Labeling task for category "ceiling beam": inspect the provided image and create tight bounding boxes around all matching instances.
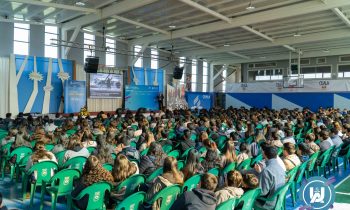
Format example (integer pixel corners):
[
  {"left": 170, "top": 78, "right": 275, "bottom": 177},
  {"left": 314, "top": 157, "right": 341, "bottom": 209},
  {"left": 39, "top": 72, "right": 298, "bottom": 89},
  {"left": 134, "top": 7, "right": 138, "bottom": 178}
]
[
  {"left": 178, "top": 0, "right": 231, "bottom": 23},
  {"left": 0, "top": 16, "right": 58, "bottom": 26},
  {"left": 12, "top": 3, "right": 26, "bottom": 14},
  {"left": 5, "top": 0, "right": 98, "bottom": 13},
  {"left": 213, "top": 47, "right": 350, "bottom": 64},
  {"left": 25, "top": 0, "right": 54, "bottom": 20},
  {"left": 181, "top": 29, "right": 350, "bottom": 56},
  {"left": 131, "top": 0, "right": 350, "bottom": 45},
  {"left": 62, "top": 0, "right": 159, "bottom": 31},
  {"left": 332, "top": 8, "right": 350, "bottom": 27}
]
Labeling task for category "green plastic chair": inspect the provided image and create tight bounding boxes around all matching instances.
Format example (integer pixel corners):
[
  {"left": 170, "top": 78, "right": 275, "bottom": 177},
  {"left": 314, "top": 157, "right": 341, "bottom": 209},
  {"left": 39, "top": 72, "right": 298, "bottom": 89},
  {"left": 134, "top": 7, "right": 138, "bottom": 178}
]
[
  {"left": 331, "top": 144, "right": 343, "bottom": 172},
  {"left": 277, "top": 147, "right": 283, "bottom": 156},
  {"left": 22, "top": 161, "right": 59, "bottom": 207},
  {"left": 55, "top": 150, "right": 67, "bottom": 167},
  {"left": 65, "top": 129, "right": 77, "bottom": 137},
  {"left": 115, "top": 191, "right": 146, "bottom": 210},
  {"left": 168, "top": 132, "right": 176, "bottom": 140},
  {"left": 86, "top": 146, "right": 96, "bottom": 154},
  {"left": 286, "top": 166, "right": 299, "bottom": 207},
  {"left": 5, "top": 146, "right": 32, "bottom": 181},
  {"left": 45, "top": 144, "right": 55, "bottom": 151},
  {"left": 217, "top": 135, "right": 227, "bottom": 151},
  {"left": 208, "top": 167, "right": 220, "bottom": 176},
  {"left": 216, "top": 198, "right": 236, "bottom": 210},
  {"left": 190, "top": 133, "right": 197, "bottom": 141},
  {"left": 306, "top": 151, "right": 320, "bottom": 178},
  {"left": 251, "top": 154, "right": 263, "bottom": 167},
  {"left": 177, "top": 160, "right": 185, "bottom": 170},
  {"left": 162, "top": 144, "right": 172, "bottom": 154},
  {"left": 236, "top": 158, "right": 252, "bottom": 170},
  {"left": 71, "top": 181, "right": 112, "bottom": 210},
  {"left": 103, "top": 163, "right": 113, "bottom": 171},
  {"left": 115, "top": 174, "right": 145, "bottom": 198},
  {"left": 223, "top": 162, "right": 236, "bottom": 174},
  {"left": 168, "top": 150, "right": 180, "bottom": 159},
  {"left": 30, "top": 140, "right": 37, "bottom": 148},
  {"left": 181, "top": 147, "right": 194, "bottom": 160},
  {"left": 0, "top": 142, "right": 14, "bottom": 179},
  {"left": 140, "top": 148, "right": 149, "bottom": 156},
  {"left": 147, "top": 167, "right": 163, "bottom": 183},
  {"left": 198, "top": 147, "right": 207, "bottom": 154},
  {"left": 182, "top": 174, "right": 201, "bottom": 193},
  {"left": 146, "top": 185, "right": 181, "bottom": 210},
  {"left": 293, "top": 160, "right": 310, "bottom": 205},
  {"left": 339, "top": 144, "right": 350, "bottom": 170},
  {"left": 40, "top": 169, "right": 80, "bottom": 210},
  {"left": 254, "top": 183, "right": 291, "bottom": 210},
  {"left": 317, "top": 146, "right": 335, "bottom": 177},
  {"left": 112, "top": 153, "right": 117, "bottom": 159},
  {"left": 236, "top": 188, "right": 261, "bottom": 210},
  {"left": 62, "top": 156, "right": 87, "bottom": 173}
]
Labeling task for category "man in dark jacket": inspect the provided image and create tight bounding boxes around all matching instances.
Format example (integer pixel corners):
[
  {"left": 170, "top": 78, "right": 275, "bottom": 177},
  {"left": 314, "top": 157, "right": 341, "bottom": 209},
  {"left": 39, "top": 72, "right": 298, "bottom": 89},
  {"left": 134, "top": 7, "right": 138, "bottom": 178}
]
[
  {"left": 170, "top": 173, "right": 217, "bottom": 210},
  {"left": 117, "top": 135, "right": 140, "bottom": 161},
  {"left": 178, "top": 129, "right": 195, "bottom": 153}
]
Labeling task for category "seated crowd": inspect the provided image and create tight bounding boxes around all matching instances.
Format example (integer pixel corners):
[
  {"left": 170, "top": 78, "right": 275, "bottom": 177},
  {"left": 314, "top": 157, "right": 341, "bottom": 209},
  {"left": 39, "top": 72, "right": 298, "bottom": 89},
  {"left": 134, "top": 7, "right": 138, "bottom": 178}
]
[{"left": 0, "top": 106, "right": 350, "bottom": 210}]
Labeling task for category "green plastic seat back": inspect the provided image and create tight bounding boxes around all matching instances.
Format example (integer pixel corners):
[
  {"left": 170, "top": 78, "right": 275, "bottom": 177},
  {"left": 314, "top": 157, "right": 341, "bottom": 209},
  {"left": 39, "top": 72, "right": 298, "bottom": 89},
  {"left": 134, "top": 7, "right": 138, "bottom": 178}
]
[
  {"left": 208, "top": 167, "right": 220, "bottom": 176},
  {"left": 63, "top": 156, "right": 87, "bottom": 173},
  {"left": 86, "top": 146, "right": 96, "bottom": 154},
  {"left": 216, "top": 198, "right": 236, "bottom": 210},
  {"left": 223, "top": 162, "right": 236, "bottom": 174},
  {"left": 251, "top": 154, "right": 263, "bottom": 167},
  {"left": 168, "top": 132, "right": 176, "bottom": 140},
  {"left": 245, "top": 136, "right": 254, "bottom": 144},
  {"left": 319, "top": 146, "right": 334, "bottom": 167},
  {"left": 190, "top": 133, "right": 197, "bottom": 141},
  {"left": 168, "top": 150, "right": 180, "bottom": 159},
  {"left": 147, "top": 167, "right": 163, "bottom": 182},
  {"left": 27, "top": 161, "right": 58, "bottom": 184},
  {"left": 307, "top": 151, "right": 320, "bottom": 172},
  {"left": 332, "top": 144, "right": 343, "bottom": 157},
  {"left": 10, "top": 146, "right": 32, "bottom": 163},
  {"left": 269, "top": 183, "right": 291, "bottom": 210},
  {"left": 45, "top": 144, "right": 55, "bottom": 151},
  {"left": 116, "top": 174, "right": 145, "bottom": 197},
  {"left": 1, "top": 142, "right": 13, "bottom": 156},
  {"left": 49, "top": 168, "right": 80, "bottom": 195},
  {"left": 177, "top": 160, "right": 185, "bottom": 170},
  {"left": 65, "top": 129, "right": 77, "bottom": 137},
  {"left": 140, "top": 148, "right": 149, "bottom": 156},
  {"left": 286, "top": 166, "right": 299, "bottom": 184},
  {"left": 217, "top": 135, "right": 227, "bottom": 151},
  {"left": 237, "top": 158, "right": 252, "bottom": 170},
  {"left": 296, "top": 160, "right": 309, "bottom": 184},
  {"left": 182, "top": 174, "right": 201, "bottom": 193},
  {"left": 115, "top": 191, "right": 146, "bottom": 210},
  {"left": 236, "top": 188, "right": 261, "bottom": 210},
  {"left": 181, "top": 147, "right": 194, "bottom": 160},
  {"left": 345, "top": 145, "right": 350, "bottom": 158},
  {"left": 55, "top": 150, "right": 67, "bottom": 167},
  {"left": 130, "top": 141, "right": 137, "bottom": 148},
  {"left": 277, "top": 147, "right": 283, "bottom": 156},
  {"left": 198, "top": 147, "right": 207, "bottom": 154},
  {"left": 147, "top": 185, "right": 181, "bottom": 210},
  {"left": 162, "top": 144, "right": 172, "bottom": 154},
  {"left": 102, "top": 163, "right": 113, "bottom": 171},
  {"left": 30, "top": 140, "right": 37, "bottom": 148},
  {"left": 111, "top": 153, "right": 117, "bottom": 159},
  {"left": 19, "top": 154, "right": 31, "bottom": 167},
  {"left": 73, "top": 182, "right": 111, "bottom": 210}
]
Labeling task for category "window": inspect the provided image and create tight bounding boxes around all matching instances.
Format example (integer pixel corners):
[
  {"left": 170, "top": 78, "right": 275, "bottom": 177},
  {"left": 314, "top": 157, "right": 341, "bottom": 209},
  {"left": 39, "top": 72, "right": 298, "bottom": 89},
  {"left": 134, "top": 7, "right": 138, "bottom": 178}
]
[
  {"left": 292, "top": 66, "right": 331, "bottom": 79},
  {"left": 222, "top": 68, "right": 227, "bottom": 92},
  {"left": 203, "top": 61, "right": 208, "bottom": 92},
  {"left": 84, "top": 33, "right": 95, "bottom": 62},
  {"left": 248, "top": 69, "right": 283, "bottom": 81},
  {"left": 45, "top": 26, "right": 58, "bottom": 58},
  {"left": 105, "top": 38, "right": 115, "bottom": 66},
  {"left": 179, "top": 57, "right": 186, "bottom": 84},
  {"left": 14, "top": 23, "right": 29, "bottom": 55},
  {"left": 151, "top": 48, "right": 158, "bottom": 69},
  {"left": 134, "top": 45, "right": 143, "bottom": 68},
  {"left": 191, "top": 59, "right": 197, "bottom": 91},
  {"left": 338, "top": 65, "right": 350, "bottom": 78}
]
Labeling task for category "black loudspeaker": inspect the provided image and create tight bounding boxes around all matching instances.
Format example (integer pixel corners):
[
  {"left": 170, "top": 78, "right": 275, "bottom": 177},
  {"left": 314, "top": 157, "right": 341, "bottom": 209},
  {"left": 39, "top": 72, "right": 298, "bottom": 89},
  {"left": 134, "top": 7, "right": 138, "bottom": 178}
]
[
  {"left": 84, "top": 57, "right": 99, "bottom": 73},
  {"left": 173, "top": 66, "right": 184, "bottom": 80}
]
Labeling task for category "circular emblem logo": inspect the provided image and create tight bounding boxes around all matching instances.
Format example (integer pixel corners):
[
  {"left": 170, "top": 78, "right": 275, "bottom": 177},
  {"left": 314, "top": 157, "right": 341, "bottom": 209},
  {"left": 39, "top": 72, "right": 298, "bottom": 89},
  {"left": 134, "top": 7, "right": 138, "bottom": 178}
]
[{"left": 300, "top": 176, "right": 335, "bottom": 210}]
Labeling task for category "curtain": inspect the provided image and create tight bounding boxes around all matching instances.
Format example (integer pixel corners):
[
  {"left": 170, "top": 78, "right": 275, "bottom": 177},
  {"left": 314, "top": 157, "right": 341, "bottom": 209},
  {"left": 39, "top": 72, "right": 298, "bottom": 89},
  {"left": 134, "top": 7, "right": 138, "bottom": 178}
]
[{"left": 0, "top": 57, "right": 10, "bottom": 117}]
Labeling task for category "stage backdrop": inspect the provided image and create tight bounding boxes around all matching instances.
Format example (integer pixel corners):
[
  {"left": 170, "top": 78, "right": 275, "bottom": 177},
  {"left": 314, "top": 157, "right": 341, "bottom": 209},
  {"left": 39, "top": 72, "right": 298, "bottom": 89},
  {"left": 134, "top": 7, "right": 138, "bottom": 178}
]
[
  {"left": 64, "top": 80, "right": 86, "bottom": 114},
  {"left": 9, "top": 55, "right": 73, "bottom": 114},
  {"left": 225, "top": 80, "right": 350, "bottom": 111},
  {"left": 125, "top": 85, "right": 159, "bottom": 111},
  {"left": 130, "top": 67, "right": 164, "bottom": 93},
  {"left": 185, "top": 92, "right": 214, "bottom": 110}
]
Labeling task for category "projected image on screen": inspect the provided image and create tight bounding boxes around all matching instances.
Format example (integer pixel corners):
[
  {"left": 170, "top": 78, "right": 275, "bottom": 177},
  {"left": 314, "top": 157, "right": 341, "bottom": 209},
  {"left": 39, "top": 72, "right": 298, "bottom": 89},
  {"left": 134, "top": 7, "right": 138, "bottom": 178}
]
[{"left": 89, "top": 73, "right": 123, "bottom": 98}]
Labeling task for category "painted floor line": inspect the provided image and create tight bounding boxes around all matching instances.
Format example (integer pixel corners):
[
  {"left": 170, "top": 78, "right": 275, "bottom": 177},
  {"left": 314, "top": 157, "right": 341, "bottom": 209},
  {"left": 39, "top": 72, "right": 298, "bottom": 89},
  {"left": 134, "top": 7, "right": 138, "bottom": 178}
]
[
  {"left": 336, "top": 192, "right": 350, "bottom": 195},
  {"left": 335, "top": 173, "right": 350, "bottom": 188}
]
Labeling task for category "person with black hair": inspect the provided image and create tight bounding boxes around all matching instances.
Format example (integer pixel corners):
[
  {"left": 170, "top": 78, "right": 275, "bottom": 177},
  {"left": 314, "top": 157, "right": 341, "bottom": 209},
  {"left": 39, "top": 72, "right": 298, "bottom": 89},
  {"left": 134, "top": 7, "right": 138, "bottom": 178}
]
[
  {"left": 116, "top": 134, "right": 140, "bottom": 161},
  {"left": 139, "top": 142, "right": 167, "bottom": 177},
  {"left": 254, "top": 145, "right": 285, "bottom": 209},
  {"left": 0, "top": 193, "right": 8, "bottom": 210},
  {"left": 178, "top": 129, "right": 195, "bottom": 154}
]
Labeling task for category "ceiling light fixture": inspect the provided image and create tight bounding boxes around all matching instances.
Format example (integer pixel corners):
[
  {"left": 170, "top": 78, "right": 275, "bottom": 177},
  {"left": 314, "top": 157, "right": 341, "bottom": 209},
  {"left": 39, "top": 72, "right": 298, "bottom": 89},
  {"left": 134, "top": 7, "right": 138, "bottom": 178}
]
[
  {"left": 293, "top": 32, "right": 301, "bottom": 37},
  {"left": 246, "top": 1, "right": 255, "bottom": 10},
  {"left": 75, "top": 1, "right": 86, "bottom": 6},
  {"left": 169, "top": 25, "right": 176, "bottom": 29},
  {"left": 323, "top": 49, "right": 330, "bottom": 53},
  {"left": 223, "top": 44, "right": 230, "bottom": 47}
]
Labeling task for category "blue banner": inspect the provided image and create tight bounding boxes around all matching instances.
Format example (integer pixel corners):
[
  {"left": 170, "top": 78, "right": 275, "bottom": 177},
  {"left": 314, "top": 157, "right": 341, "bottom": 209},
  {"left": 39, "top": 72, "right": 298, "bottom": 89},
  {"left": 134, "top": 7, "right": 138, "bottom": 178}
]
[
  {"left": 130, "top": 68, "right": 164, "bottom": 93},
  {"left": 64, "top": 80, "right": 86, "bottom": 113},
  {"left": 125, "top": 85, "right": 159, "bottom": 111},
  {"left": 185, "top": 92, "right": 214, "bottom": 110}
]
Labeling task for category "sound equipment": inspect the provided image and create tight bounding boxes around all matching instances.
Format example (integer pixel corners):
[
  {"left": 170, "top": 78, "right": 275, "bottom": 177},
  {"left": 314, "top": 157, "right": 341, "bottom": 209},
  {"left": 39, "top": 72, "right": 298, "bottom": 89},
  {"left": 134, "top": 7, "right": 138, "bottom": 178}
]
[
  {"left": 173, "top": 66, "right": 184, "bottom": 80},
  {"left": 84, "top": 57, "right": 99, "bottom": 73}
]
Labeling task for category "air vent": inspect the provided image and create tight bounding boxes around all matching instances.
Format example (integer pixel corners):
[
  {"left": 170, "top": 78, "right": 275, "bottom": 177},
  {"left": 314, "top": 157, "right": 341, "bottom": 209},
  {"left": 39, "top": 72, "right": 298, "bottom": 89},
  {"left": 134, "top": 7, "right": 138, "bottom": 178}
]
[
  {"left": 254, "top": 62, "right": 277, "bottom": 68},
  {"left": 316, "top": 57, "right": 326, "bottom": 64},
  {"left": 339, "top": 55, "right": 350, "bottom": 62},
  {"left": 248, "top": 63, "right": 254, "bottom": 68}
]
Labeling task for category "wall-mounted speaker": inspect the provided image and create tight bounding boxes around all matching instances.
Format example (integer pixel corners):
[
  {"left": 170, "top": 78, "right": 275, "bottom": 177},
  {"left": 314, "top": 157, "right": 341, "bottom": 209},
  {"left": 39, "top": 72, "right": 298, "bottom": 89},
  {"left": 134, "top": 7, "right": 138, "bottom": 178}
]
[
  {"left": 84, "top": 57, "right": 99, "bottom": 73},
  {"left": 173, "top": 66, "right": 184, "bottom": 80}
]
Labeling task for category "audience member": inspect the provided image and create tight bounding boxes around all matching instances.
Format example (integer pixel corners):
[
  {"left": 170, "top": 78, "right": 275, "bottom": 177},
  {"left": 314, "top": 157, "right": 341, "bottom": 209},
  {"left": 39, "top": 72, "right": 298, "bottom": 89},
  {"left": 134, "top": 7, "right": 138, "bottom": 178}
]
[
  {"left": 215, "top": 170, "right": 244, "bottom": 205},
  {"left": 182, "top": 149, "right": 204, "bottom": 181},
  {"left": 139, "top": 142, "right": 167, "bottom": 177},
  {"left": 282, "top": 142, "right": 301, "bottom": 171}
]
